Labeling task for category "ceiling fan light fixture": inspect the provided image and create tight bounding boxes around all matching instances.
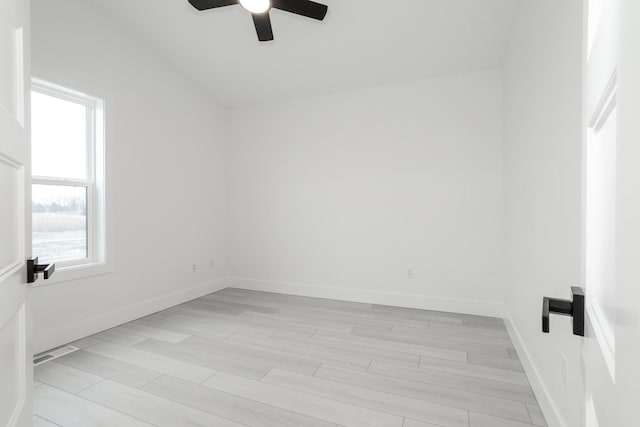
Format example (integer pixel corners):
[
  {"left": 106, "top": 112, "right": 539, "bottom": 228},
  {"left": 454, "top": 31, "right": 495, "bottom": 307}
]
[
  {"left": 188, "top": 0, "right": 328, "bottom": 42},
  {"left": 239, "top": 0, "right": 271, "bottom": 14}
]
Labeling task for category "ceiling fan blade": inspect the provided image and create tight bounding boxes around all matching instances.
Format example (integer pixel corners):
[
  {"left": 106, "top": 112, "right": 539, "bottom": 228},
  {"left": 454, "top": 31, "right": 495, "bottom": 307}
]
[
  {"left": 252, "top": 13, "right": 274, "bottom": 41},
  {"left": 188, "top": 0, "right": 238, "bottom": 11},
  {"left": 271, "top": 0, "right": 328, "bottom": 20}
]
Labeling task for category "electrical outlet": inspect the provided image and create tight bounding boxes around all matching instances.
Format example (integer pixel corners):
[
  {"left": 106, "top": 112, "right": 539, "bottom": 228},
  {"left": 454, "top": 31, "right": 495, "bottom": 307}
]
[
  {"left": 210, "top": 259, "right": 215, "bottom": 268},
  {"left": 408, "top": 268, "right": 415, "bottom": 279},
  {"left": 561, "top": 355, "right": 569, "bottom": 388},
  {"left": 192, "top": 264, "right": 197, "bottom": 272}
]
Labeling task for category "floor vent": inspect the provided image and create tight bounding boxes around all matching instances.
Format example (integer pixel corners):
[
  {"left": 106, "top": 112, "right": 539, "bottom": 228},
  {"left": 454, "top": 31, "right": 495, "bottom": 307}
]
[{"left": 33, "top": 345, "right": 79, "bottom": 366}]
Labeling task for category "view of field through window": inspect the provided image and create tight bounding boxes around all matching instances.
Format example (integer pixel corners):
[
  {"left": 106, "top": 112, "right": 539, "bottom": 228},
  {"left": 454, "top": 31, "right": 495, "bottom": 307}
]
[{"left": 32, "top": 184, "right": 87, "bottom": 263}]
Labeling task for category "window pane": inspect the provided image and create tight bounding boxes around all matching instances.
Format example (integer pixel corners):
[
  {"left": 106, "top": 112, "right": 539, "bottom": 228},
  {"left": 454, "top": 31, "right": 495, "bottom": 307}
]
[
  {"left": 32, "top": 185, "right": 87, "bottom": 263},
  {"left": 32, "top": 91, "right": 88, "bottom": 180}
]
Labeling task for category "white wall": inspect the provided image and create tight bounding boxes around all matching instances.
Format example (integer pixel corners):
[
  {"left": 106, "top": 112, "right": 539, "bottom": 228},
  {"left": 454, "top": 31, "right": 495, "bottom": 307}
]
[
  {"left": 30, "top": 0, "right": 229, "bottom": 353},
  {"left": 502, "top": 1, "right": 584, "bottom": 426},
  {"left": 228, "top": 70, "right": 506, "bottom": 316}
]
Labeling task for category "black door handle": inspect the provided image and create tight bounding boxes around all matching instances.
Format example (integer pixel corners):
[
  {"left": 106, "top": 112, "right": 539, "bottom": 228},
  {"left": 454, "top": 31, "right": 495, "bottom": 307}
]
[
  {"left": 27, "top": 257, "right": 56, "bottom": 283},
  {"left": 542, "top": 287, "right": 585, "bottom": 336}
]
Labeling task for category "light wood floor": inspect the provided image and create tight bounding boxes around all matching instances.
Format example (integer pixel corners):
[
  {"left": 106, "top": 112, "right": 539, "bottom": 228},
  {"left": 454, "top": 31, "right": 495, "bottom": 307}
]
[{"left": 33, "top": 288, "right": 547, "bottom": 427}]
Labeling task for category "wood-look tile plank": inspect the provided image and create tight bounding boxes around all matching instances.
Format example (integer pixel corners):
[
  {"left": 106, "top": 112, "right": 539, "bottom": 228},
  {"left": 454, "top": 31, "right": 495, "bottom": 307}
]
[
  {"left": 469, "top": 412, "right": 536, "bottom": 427},
  {"left": 464, "top": 316, "right": 506, "bottom": 328},
  {"left": 427, "top": 323, "right": 511, "bottom": 339},
  {"left": 316, "top": 365, "right": 531, "bottom": 423},
  {"left": 419, "top": 356, "right": 529, "bottom": 386},
  {"left": 34, "top": 361, "right": 103, "bottom": 394},
  {"left": 167, "top": 313, "right": 277, "bottom": 338},
  {"left": 303, "top": 306, "right": 442, "bottom": 332},
  {"left": 34, "top": 384, "right": 153, "bottom": 427},
  {"left": 173, "top": 300, "right": 245, "bottom": 316},
  {"left": 314, "top": 329, "right": 468, "bottom": 362},
  {"left": 392, "top": 325, "right": 514, "bottom": 348},
  {"left": 198, "top": 295, "right": 280, "bottom": 314},
  {"left": 371, "top": 304, "right": 469, "bottom": 318},
  {"left": 403, "top": 419, "right": 442, "bottom": 427},
  {"left": 132, "top": 316, "right": 232, "bottom": 341},
  {"left": 263, "top": 368, "right": 470, "bottom": 427},
  {"left": 164, "top": 304, "right": 242, "bottom": 320},
  {"left": 337, "top": 306, "right": 462, "bottom": 326},
  {"left": 225, "top": 334, "right": 371, "bottom": 371},
  {"left": 92, "top": 329, "right": 148, "bottom": 346},
  {"left": 84, "top": 341, "right": 216, "bottom": 383},
  {"left": 133, "top": 338, "right": 272, "bottom": 380},
  {"left": 464, "top": 319, "right": 507, "bottom": 330},
  {"left": 80, "top": 379, "right": 243, "bottom": 427},
  {"left": 239, "top": 311, "right": 358, "bottom": 333},
  {"left": 368, "top": 361, "right": 537, "bottom": 404},
  {"left": 467, "top": 353, "right": 524, "bottom": 372},
  {"left": 244, "top": 306, "right": 396, "bottom": 332},
  {"left": 115, "top": 323, "right": 190, "bottom": 343},
  {"left": 271, "top": 330, "right": 420, "bottom": 366},
  {"left": 226, "top": 311, "right": 321, "bottom": 336},
  {"left": 204, "top": 372, "right": 404, "bottom": 427},
  {"left": 353, "top": 327, "right": 511, "bottom": 358},
  {"left": 54, "top": 349, "right": 163, "bottom": 388},
  {"left": 305, "top": 307, "right": 396, "bottom": 330},
  {"left": 144, "top": 375, "right": 337, "bottom": 427},
  {"left": 180, "top": 335, "right": 321, "bottom": 375},
  {"left": 348, "top": 305, "right": 465, "bottom": 326},
  {"left": 34, "top": 415, "right": 60, "bottom": 427}
]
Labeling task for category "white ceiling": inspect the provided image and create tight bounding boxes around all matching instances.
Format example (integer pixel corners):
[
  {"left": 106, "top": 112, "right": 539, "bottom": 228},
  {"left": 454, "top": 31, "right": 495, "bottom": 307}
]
[{"left": 89, "top": 0, "right": 518, "bottom": 108}]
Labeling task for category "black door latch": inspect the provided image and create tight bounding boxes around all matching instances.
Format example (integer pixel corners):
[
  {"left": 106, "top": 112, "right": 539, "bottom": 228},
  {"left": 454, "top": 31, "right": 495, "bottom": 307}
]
[
  {"left": 27, "top": 257, "right": 55, "bottom": 283},
  {"left": 542, "top": 286, "right": 585, "bottom": 336}
]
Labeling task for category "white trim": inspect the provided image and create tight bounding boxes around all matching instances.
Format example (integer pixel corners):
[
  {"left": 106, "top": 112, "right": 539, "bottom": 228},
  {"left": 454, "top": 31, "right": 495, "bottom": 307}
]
[
  {"left": 0, "top": 153, "right": 23, "bottom": 279},
  {"left": 586, "top": 303, "right": 615, "bottom": 380},
  {"left": 30, "top": 79, "right": 111, "bottom": 279},
  {"left": 229, "top": 278, "right": 506, "bottom": 318},
  {"left": 587, "top": 71, "right": 617, "bottom": 130},
  {"left": 13, "top": 27, "right": 24, "bottom": 128},
  {"left": 31, "top": 178, "right": 91, "bottom": 186},
  {"left": 29, "top": 69, "right": 118, "bottom": 284},
  {"left": 7, "top": 304, "right": 27, "bottom": 427},
  {"left": 34, "top": 277, "right": 232, "bottom": 354},
  {"left": 29, "top": 261, "right": 114, "bottom": 288},
  {"left": 504, "top": 312, "right": 566, "bottom": 427}
]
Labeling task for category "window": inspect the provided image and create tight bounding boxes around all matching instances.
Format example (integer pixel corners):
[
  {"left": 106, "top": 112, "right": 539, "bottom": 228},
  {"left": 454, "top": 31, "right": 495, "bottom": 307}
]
[{"left": 31, "top": 80, "right": 106, "bottom": 272}]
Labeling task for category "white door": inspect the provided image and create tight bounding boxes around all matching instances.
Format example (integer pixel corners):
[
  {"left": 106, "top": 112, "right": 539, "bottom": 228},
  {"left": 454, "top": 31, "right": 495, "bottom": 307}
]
[
  {"left": 0, "top": 0, "right": 32, "bottom": 426},
  {"left": 582, "top": 0, "right": 640, "bottom": 426}
]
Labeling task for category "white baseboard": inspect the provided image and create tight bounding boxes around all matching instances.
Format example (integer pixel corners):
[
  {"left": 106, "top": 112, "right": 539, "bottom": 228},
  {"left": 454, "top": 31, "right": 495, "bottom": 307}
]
[
  {"left": 34, "top": 277, "right": 232, "bottom": 354},
  {"left": 229, "top": 278, "right": 506, "bottom": 318},
  {"left": 504, "top": 313, "right": 566, "bottom": 427}
]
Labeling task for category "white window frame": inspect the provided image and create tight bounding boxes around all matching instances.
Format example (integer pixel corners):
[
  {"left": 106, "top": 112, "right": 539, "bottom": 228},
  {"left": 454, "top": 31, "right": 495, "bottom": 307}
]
[{"left": 31, "top": 79, "right": 111, "bottom": 284}]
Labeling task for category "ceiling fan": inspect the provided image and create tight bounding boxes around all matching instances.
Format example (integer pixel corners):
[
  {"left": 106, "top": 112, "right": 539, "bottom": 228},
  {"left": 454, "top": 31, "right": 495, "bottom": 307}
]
[{"left": 188, "top": 0, "right": 328, "bottom": 42}]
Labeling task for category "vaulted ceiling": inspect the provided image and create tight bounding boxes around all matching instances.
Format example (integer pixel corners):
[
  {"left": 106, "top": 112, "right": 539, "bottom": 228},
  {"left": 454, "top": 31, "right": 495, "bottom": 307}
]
[{"left": 89, "top": 0, "right": 518, "bottom": 107}]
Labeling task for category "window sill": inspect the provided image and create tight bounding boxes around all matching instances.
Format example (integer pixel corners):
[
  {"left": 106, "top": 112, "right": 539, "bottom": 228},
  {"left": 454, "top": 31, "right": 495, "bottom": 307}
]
[{"left": 29, "top": 261, "right": 114, "bottom": 287}]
